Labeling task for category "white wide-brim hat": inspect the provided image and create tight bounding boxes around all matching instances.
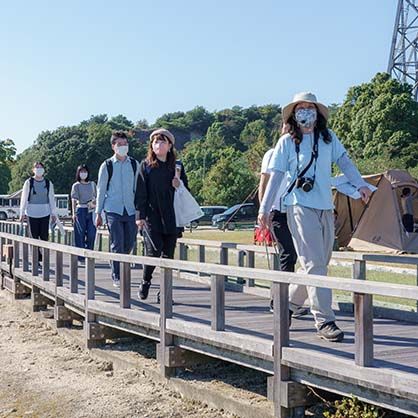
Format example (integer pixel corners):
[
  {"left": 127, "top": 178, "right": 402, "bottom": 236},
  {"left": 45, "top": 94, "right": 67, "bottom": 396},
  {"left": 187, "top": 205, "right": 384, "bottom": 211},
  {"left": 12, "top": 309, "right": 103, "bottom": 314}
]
[{"left": 282, "top": 92, "right": 329, "bottom": 123}]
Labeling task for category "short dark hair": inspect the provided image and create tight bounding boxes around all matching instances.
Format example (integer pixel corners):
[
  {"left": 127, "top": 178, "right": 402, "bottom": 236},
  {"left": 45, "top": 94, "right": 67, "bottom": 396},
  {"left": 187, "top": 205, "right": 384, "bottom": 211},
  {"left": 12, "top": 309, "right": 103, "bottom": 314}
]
[
  {"left": 110, "top": 130, "right": 128, "bottom": 145},
  {"left": 33, "top": 161, "right": 45, "bottom": 169},
  {"left": 75, "top": 164, "right": 90, "bottom": 182}
]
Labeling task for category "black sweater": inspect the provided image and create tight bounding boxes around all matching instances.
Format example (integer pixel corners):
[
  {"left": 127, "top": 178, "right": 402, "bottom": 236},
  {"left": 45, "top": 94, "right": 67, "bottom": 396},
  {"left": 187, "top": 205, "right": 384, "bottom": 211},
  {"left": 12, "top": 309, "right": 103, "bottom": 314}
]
[{"left": 135, "top": 159, "right": 189, "bottom": 235}]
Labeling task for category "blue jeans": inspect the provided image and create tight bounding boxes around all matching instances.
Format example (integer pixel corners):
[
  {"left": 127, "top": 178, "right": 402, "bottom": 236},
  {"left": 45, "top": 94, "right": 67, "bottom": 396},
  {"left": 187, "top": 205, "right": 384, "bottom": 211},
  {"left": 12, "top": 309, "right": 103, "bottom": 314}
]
[
  {"left": 74, "top": 208, "right": 96, "bottom": 253},
  {"left": 105, "top": 211, "right": 137, "bottom": 281}
]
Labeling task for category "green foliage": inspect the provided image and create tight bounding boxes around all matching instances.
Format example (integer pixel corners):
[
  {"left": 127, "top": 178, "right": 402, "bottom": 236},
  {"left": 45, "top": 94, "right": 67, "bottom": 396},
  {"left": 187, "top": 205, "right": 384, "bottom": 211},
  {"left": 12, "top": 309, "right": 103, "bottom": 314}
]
[
  {"left": 200, "top": 147, "right": 258, "bottom": 206},
  {"left": 330, "top": 73, "right": 418, "bottom": 172},
  {"left": 323, "top": 396, "right": 381, "bottom": 418}
]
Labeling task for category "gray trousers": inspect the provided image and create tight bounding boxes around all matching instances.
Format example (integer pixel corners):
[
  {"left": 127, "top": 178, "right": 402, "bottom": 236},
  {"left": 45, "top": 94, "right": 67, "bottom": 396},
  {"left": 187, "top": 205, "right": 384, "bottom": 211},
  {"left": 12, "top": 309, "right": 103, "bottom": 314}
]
[{"left": 286, "top": 205, "right": 335, "bottom": 328}]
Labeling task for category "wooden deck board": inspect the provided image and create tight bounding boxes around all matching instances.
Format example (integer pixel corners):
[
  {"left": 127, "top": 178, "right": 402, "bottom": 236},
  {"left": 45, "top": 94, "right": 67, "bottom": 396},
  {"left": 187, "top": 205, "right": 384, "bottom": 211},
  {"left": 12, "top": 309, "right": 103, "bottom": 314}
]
[{"left": 17, "top": 253, "right": 418, "bottom": 380}]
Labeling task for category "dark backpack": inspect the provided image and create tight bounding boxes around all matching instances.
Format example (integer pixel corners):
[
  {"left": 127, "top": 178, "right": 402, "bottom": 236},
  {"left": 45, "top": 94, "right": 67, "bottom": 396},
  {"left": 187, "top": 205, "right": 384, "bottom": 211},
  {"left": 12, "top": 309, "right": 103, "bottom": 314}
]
[
  {"left": 105, "top": 157, "right": 138, "bottom": 192},
  {"left": 28, "top": 177, "right": 50, "bottom": 202}
]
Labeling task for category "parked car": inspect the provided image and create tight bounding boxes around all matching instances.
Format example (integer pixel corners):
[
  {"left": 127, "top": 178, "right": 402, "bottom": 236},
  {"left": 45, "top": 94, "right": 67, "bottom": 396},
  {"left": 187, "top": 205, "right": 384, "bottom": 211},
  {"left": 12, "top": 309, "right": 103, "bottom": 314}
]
[
  {"left": 189, "top": 206, "right": 228, "bottom": 228},
  {"left": 212, "top": 203, "right": 257, "bottom": 230}
]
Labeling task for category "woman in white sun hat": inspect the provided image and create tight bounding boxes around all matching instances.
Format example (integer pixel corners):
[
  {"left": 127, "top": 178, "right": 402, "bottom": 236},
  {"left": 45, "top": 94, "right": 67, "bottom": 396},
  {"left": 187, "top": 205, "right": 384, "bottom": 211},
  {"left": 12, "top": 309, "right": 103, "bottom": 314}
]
[{"left": 258, "top": 92, "right": 372, "bottom": 342}]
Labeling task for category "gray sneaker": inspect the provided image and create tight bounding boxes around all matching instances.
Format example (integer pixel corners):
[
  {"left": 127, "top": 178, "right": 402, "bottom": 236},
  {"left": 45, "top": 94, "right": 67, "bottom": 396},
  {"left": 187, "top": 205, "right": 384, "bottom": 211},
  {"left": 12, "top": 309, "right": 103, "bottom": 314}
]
[{"left": 317, "top": 321, "right": 344, "bottom": 342}]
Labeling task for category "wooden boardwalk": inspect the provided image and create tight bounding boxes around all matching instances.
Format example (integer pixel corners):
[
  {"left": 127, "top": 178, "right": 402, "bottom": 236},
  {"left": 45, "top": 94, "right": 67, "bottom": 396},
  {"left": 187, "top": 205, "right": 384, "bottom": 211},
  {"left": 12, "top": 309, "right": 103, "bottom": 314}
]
[{"left": 1, "top": 225, "right": 418, "bottom": 417}]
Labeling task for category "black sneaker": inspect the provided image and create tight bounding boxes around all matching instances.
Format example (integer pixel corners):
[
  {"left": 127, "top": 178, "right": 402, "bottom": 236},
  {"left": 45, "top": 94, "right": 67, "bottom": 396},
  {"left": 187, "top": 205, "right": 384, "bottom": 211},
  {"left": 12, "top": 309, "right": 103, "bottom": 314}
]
[
  {"left": 138, "top": 281, "right": 151, "bottom": 300},
  {"left": 317, "top": 321, "right": 344, "bottom": 342},
  {"left": 292, "top": 306, "right": 309, "bottom": 318}
]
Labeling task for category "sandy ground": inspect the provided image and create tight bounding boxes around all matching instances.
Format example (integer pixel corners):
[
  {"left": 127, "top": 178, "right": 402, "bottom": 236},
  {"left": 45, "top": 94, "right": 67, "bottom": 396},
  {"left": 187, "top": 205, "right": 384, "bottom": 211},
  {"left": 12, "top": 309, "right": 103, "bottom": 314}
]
[{"left": 0, "top": 294, "right": 234, "bottom": 418}]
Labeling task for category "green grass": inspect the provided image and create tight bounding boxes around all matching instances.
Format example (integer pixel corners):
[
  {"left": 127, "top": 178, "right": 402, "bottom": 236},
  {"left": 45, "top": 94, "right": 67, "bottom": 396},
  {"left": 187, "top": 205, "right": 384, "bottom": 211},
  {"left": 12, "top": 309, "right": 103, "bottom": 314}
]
[{"left": 183, "top": 228, "right": 254, "bottom": 244}]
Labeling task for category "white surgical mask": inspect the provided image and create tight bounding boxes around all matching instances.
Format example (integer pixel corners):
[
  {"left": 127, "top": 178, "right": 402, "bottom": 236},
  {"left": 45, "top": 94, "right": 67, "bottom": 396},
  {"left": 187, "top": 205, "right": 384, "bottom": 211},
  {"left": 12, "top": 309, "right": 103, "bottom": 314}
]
[
  {"left": 80, "top": 172, "right": 88, "bottom": 180},
  {"left": 115, "top": 145, "right": 129, "bottom": 157},
  {"left": 34, "top": 168, "right": 45, "bottom": 177}
]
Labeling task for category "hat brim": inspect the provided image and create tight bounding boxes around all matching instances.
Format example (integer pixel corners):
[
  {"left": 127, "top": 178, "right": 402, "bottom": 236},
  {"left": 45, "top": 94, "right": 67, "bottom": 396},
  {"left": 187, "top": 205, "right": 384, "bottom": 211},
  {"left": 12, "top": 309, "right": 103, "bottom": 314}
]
[{"left": 282, "top": 100, "right": 329, "bottom": 124}]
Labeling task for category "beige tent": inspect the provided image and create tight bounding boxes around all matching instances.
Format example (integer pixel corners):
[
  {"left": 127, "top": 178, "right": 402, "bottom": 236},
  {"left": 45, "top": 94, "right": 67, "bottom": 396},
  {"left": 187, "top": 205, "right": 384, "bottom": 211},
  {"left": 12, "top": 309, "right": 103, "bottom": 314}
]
[{"left": 334, "top": 170, "right": 418, "bottom": 253}]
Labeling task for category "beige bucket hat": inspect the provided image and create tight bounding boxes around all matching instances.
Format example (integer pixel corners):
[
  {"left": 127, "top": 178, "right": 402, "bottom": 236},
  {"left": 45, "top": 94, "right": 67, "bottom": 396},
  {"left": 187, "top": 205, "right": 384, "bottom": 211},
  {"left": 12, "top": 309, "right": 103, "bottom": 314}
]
[
  {"left": 150, "top": 128, "right": 175, "bottom": 145},
  {"left": 282, "top": 92, "right": 329, "bottom": 123}
]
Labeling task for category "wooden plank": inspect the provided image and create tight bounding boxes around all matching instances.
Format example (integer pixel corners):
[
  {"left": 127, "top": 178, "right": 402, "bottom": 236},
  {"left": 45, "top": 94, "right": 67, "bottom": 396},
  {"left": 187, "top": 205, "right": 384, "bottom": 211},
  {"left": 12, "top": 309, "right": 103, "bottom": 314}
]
[
  {"left": 353, "top": 259, "right": 366, "bottom": 280},
  {"left": 70, "top": 254, "right": 78, "bottom": 293},
  {"left": 13, "top": 240, "right": 20, "bottom": 269},
  {"left": 55, "top": 251, "right": 63, "bottom": 286},
  {"left": 354, "top": 292, "right": 374, "bottom": 366},
  {"left": 160, "top": 267, "right": 174, "bottom": 377},
  {"left": 31, "top": 245, "right": 39, "bottom": 276},
  {"left": 86, "top": 257, "right": 95, "bottom": 300},
  {"left": 211, "top": 274, "right": 225, "bottom": 331},
  {"left": 42, "top": 248, "right": 50, "bottom": 281},
  {"left": 246, "top": 250, "right": 255, "bottom": 287},
  {"left": 198, "top": 245, "right": 205, "bottom": 263},
  {"left": 272, "top": 282, "right": 290, "bottom": 418},
  {"left": 120, "top": 262, "right": 131, "bottom": 309}
]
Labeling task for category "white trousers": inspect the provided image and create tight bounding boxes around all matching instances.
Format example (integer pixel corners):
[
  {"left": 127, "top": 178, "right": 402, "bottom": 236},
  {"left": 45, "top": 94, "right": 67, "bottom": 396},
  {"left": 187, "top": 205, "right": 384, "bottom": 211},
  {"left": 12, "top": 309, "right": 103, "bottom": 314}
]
[{"left": 286, "top": 205, "right": 336, "bottom": 328}]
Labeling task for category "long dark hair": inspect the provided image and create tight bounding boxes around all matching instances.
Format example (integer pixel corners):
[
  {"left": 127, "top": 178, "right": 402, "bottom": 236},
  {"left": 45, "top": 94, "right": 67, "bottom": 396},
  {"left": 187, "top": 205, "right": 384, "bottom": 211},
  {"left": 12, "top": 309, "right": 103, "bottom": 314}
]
[
  {"left": 286, "top": 105, "right": 332, "bottom": 145},
  {"left": 75, "top": 164, "right": 90, "bottom": 182},
  {"left": 146, "top": 133, "right": 177, "bottom": 169}
]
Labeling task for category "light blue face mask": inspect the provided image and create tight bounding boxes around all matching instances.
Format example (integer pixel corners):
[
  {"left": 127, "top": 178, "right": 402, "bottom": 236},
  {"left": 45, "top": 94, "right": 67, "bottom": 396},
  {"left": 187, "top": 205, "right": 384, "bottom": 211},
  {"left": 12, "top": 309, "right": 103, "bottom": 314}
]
[{"left": 295, "top": 108, "right": 317, "bottom": 129}]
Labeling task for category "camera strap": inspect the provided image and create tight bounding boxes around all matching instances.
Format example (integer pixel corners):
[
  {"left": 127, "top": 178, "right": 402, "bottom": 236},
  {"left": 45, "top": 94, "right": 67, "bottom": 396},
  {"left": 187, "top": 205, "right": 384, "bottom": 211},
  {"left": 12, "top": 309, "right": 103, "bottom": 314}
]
[{"left": 286, "top": 133, "right": 319, "bottom": 194}]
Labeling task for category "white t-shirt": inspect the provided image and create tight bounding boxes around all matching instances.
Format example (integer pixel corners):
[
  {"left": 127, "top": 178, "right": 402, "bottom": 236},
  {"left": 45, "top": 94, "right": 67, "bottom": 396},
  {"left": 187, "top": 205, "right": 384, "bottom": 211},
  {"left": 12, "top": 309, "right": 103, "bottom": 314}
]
[
  {"left": 268, "top": 130, "right": 346, "bottom": 210},
  {"left": 261, "top": 148, "right": 287, "bottom": 213}
]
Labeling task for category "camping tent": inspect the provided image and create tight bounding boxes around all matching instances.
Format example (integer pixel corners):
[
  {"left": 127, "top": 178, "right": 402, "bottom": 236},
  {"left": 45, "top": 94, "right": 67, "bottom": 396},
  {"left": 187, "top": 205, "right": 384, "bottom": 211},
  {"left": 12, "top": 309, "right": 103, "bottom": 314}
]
[{"left": 334, "top": 169, "right": 418, "bottom": 253}]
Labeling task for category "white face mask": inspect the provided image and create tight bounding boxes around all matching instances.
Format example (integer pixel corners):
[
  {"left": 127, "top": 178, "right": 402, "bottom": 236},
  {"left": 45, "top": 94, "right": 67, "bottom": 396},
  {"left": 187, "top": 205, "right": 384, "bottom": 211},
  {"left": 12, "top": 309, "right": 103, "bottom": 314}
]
[
  {"left": 80, "top": 172, "right": 88, "bottom": 180},
  {"left": 115, "top": 145, "right": 129, "bottom": 157},
  {"left": 34, "top": 168, "right": 45, "bottom": 177}
]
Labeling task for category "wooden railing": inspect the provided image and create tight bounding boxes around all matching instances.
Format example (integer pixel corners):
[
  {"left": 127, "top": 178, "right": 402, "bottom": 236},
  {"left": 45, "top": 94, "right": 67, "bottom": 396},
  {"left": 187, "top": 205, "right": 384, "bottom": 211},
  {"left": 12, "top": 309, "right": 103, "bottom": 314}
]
[{"left": 1, "top": 226, "right": 418, "bottom": 417}]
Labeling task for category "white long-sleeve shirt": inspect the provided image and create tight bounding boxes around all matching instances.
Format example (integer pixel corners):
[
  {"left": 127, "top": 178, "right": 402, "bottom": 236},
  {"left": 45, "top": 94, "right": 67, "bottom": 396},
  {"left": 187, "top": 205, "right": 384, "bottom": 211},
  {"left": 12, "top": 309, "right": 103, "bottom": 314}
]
[{"left": 19, "top": 178, "right": 57, "bottom": 218}]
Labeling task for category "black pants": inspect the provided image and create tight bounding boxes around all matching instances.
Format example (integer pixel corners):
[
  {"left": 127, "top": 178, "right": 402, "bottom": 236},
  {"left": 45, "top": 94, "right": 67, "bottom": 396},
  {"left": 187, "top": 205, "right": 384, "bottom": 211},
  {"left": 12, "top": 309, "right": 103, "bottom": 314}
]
[
  {"left": 143, "top": 228, "right": 178, "bottom": 283},
  {"left": 28, "top": 216, "right": 50, "bottom": 261},
  {"left": 271, "top": 211, "right": 297, "bottom": 272},
  {"left": 402, "top": 214, "right": 414, "bottom": 233}
]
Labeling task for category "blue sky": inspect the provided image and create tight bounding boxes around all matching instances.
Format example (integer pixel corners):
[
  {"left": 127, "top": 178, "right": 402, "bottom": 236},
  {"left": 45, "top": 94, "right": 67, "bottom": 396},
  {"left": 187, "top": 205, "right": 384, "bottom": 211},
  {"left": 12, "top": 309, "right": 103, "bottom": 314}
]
[{"left": 1, "top": 1, "right": 396, "bottom": 153}]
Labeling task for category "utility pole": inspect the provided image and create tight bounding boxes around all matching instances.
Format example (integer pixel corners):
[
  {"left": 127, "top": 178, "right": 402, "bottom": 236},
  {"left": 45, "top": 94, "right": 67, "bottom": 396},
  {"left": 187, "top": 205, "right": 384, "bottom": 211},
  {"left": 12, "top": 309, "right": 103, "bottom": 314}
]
[{"left": 388, "top": 0, "right": 418, "bottom": 100}]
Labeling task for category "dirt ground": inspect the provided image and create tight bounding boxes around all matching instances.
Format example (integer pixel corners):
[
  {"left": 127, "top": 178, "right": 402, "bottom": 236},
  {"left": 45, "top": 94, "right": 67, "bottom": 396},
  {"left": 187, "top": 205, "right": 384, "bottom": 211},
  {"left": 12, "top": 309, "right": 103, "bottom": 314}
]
[{"left": 0, "top": 293, "right": 234, "bottom": 418}]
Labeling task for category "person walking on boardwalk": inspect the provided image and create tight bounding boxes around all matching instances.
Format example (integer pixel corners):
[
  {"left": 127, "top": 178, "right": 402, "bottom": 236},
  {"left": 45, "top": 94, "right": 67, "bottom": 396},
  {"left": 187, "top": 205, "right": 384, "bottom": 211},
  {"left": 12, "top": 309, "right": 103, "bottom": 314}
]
[
  {"left": 95, "top": 131, "right": 140, "bottom": 287},
  {"left": 71, "top": 165, "right": 97, "bottom": 257},
  {"left": 259, "top": 143, "right": 307, "bottom": 317},
  {"left": 19, "top": 162, "right": 57, "bottom": 261},
  {"left": 258, "top": 92, "right": 372, "bottom": 342},
  {"left": 135, "top": 128, "right": 188, "bottom": 301}
]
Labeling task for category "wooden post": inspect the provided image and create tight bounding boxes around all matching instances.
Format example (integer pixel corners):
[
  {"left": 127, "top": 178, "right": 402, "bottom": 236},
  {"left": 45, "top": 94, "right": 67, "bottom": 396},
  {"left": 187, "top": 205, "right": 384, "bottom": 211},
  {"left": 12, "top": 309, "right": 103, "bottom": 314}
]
[
  {"left": 13, "top": 240, "right": 20, "bottom": 269},
  {"left": 98, "top": 233, "right": 103, "bottom": 252},
  {"left": 85, "top": 257, "right": 95, "bottom": 300},
  {"left": 55, "top": 251, "right": 63, "bottom": 287},
  {"left": 220, "top": 246, "right": 229, "bottom": 282},
  {"left": 353, "top": 259, "right": 366, "bottom": 280},
  {"left": 179, "top": 243, "right": 188, "bottom": 261},
  {"left": 50, "top": 229, "right": 55, "bottom": 243},
  {"left": 107, "top": 233, "right": 111, "bottom": 252},
  {"left": 272, "top": 281, "right": 291, "bottom": 418},
  {"left": 120, "top": 262, "right": 131, "bottom": 309},
  {"left": 198, "top": 245, "right": 205, "bottom": 263},
  {"left": 416, "top": 266, "right": 418, "bottom": 312},
  {"left": 32, "top": 245, "right": 39, "bottom": 276},
  {"left": 273, "top": 253, "right": 280, "bottom": 271},
  {"left": 57, "top": 230, "right": 61, "bottom": 245},
  {"left": 42, "top": 248, "right": 50, "bottom": 281},
  {"left": 70, "top": 254, "right": 78, "bottom": 293},
  {"left": 32, "top": 285, "right": 49, "bottom": 312},
  {"left": 22, "top": 243, "right": 29, "bottom": 272},
  {"left": 354, "top": 292, "right": 374, "bottom": 367},
  {"left": 237, "top": 250, "right": 245, "bottom": 284},
  {"left": 159, "top": 267, "right": 175, "bottom": 378},
  {"left": 0, "top": 236, "right": 4, "bottom": 262},
  {"left": 246, "top": 250, "right": 255, "bottom": 287},
  {"left": 211, "top": 274, "right": 225, "bottom": 331}
]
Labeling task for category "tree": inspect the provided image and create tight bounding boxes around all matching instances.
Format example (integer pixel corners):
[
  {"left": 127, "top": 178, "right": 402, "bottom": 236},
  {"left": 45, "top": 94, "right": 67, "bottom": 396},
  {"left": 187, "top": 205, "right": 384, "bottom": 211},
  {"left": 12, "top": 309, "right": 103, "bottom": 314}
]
[
  {"left": 240, "top": 120, "right": 268, "bottom": 148},
  {"left": 245, "top": 129, "right": 270, "bottom": 173},
  {"left": 200, "top": 148, "right": 258, "bottom": 206},
  {"left": 330, "top": 73, "right": 418, "bottom": 172}
]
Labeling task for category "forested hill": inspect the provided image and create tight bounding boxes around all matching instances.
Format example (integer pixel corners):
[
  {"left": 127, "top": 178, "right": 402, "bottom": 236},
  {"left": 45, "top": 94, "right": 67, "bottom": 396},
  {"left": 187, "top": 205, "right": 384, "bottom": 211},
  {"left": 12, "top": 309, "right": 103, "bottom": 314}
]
[{"left": 1, "top": 72, "right": 418, "bottom": 206}]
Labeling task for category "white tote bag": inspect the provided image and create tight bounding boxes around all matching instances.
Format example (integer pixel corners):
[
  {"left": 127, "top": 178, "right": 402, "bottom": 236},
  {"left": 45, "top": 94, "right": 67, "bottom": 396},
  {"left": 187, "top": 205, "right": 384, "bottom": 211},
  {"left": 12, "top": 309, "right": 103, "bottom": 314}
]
[{"left": 173, "top": 181, "right": 204, "bottom": 227}]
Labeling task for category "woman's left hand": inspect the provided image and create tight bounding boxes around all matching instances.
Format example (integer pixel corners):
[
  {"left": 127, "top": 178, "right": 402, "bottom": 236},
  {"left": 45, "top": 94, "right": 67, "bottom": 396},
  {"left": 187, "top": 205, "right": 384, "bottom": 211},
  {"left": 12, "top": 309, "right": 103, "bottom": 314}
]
[
  {"left": 359, "top": 186, "right": 372, "bottom": 204},
  {"left": 172, "top": 178, "right": 180, "bottom": 189}
]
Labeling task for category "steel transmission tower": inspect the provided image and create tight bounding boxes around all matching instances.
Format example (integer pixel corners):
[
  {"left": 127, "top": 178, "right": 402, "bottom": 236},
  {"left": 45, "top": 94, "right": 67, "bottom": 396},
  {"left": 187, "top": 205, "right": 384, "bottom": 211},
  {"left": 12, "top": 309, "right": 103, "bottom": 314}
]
[{"left": 388, "top": 0, "right": 418, "bottom": 100}]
